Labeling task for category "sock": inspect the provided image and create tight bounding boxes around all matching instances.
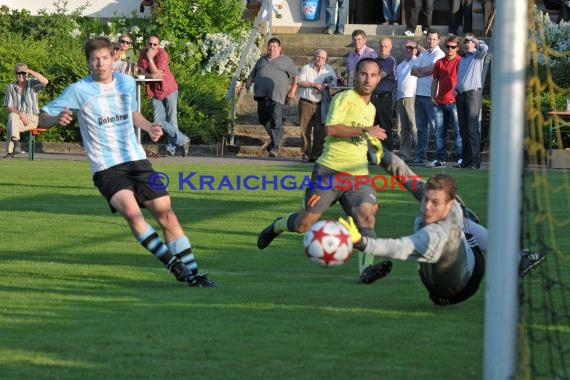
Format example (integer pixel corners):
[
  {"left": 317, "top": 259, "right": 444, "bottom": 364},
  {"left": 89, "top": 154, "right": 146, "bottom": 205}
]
[
  {"left": 358, "top": 227, "right": 377, "bottom": 274},
  {"left": 167, "top": 236, "right": 198, "bottom": 275},
  {"left": 136, "top": 225, "right": 175, "bottom": 267},
  {"left": 274, "top": 212, "right": 298, "bottom": 233}
]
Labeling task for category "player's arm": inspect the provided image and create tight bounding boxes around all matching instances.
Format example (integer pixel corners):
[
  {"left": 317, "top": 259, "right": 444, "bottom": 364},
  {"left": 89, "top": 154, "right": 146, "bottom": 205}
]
[
  {"left": 339, "top": 217, "right": 445, "bottom": 263},
  {"left": 132, "top": 111, "right": 163, "bottom": 142},
  {"left": 379, "top": 150, "right": 425, "bottom": 200},
  {"left": 326, "top": 124, "right": 387, "bottom": 140},
  {"left": 38, "top": 108, "right": 74, "bottom": 128}
]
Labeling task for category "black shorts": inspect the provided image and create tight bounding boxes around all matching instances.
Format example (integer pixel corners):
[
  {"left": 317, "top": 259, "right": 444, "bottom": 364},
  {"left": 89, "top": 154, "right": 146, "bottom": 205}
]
[
  {"left": 93, "top": 159, "right": 169, "bottom": 213},
  {"left": 429, "top": 244, "right": 486, "bottom": 306},
  {"left": 303, "top": 164, "right": 377, "bottom": 215}
]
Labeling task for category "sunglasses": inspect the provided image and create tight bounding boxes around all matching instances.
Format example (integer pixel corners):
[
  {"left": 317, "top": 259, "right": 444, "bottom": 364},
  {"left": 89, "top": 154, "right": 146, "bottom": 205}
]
[
  {"left": 16, "top": 72, "right": 27, "bottom": 76},
  {"left": 405, "top": 46, "right": 417, "bottom": 50},
  {"left": 114, "top": 47, "right": 121, "bottom": 51},
  {"left": 148, "top": 42, "right": 159, "bottom": 46},
  {"left": 446, "top": 45, "right": 458, "bottom": 49},
  {"left": 120, "top": 40, "right": 131, "bottom": 44}
]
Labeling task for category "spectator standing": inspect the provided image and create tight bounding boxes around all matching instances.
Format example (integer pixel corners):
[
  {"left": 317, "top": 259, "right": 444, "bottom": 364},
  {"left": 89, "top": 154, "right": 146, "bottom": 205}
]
[
  {"left": 39, "top": 37, "right": 215, "bottom": 287},
  {"left": 346, "top": 30, "right": 378, "bottom": 85},
  {"left": 428, "top": 36, "right": 462, "bottom": 168},
  {"left": 325, "top": 0, "right": 347, "bottom": 34},
  {"left": 297, "top": 49, "right": 336, "bottom": 162},
  {"left": 404, "top": 0, "right": 434, "bottom": 36},
  {"left": 371, "top": 37, "right": 397, "bottom": 151},
  {"left": 245, "top": 38, "right": 299, "bottom": 158},
  {"left": 409, "top": 31, "right": 444, "bottom": 166},
  {"left": 381, "top": 0, "right": 401, "bottom": 25},
  {"left": 395, "top": 40, "right": 419, "bottom": 162},
  {"left": 3, "top": 63, "right": 48, "bottom": 159},
  {"left": 454, "top": 33, "right": 488, "bottom": 170},
  {"left": 138, "top": 35, "right": 190, "bottom": 157},
  {"left": 449, "top": 0, "right": 473, "bottom": 35}
]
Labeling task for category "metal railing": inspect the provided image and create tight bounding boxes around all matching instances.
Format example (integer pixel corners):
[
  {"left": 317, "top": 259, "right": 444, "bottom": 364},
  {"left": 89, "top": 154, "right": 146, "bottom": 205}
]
[{"left": 224, "top": 0, "right": 273, "bottom": 147}]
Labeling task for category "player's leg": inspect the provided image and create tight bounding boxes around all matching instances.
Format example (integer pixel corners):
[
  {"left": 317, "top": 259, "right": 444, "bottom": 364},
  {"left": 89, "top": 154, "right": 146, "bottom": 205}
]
[
  {"left": 257, "top": 164, "right": 337, "bottom": 249},
  {"left": 341, "top": 183, "right": 392, "bottom": 279}
]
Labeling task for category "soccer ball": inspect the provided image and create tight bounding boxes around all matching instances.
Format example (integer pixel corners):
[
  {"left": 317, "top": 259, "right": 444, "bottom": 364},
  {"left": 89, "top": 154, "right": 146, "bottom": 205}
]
[{"left": 303, "top": 220, "right": 353, "bottom": 267}]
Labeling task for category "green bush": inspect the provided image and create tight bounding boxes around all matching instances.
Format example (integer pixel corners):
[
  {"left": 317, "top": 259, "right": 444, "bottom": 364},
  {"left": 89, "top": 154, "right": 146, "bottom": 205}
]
[{"left": 0, "top": 1, "right": 253, "bottom": 145}]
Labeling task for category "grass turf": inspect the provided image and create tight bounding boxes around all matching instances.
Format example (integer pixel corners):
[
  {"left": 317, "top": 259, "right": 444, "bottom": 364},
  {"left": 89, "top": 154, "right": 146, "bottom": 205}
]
[{"left": 0, "top": 157, "right": 564, "bottom": 379}]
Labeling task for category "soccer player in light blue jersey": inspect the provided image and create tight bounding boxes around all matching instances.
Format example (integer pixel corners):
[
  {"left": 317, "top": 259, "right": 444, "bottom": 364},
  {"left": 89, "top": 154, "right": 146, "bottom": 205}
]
[{"left": 39, "top": 37, "right": 216, "bottom": 287}]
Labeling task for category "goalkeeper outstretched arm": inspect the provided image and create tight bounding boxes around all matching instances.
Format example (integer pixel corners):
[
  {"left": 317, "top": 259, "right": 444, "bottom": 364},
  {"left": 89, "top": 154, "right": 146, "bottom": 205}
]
[{"left": 339, "top": 216, "right": 445, "bottom": 263}]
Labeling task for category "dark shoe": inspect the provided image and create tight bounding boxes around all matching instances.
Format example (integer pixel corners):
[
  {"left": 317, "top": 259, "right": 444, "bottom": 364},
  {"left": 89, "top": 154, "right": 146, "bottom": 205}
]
[
  {"left": 167, "top": 259, "right": 191, "bottom": 282},
  {"left": 185, "top": 273, "right": 217, "bottom": 287},
  {"left": 426, "top": 159, "right": 446, "bottom": 168},
  {"left": 165, "top": 149, "right": 175, "bottom": 157},
  {"left": 335, "top": 29, "right": 344, "bottom": 35},
  {"left": 257, "top": 217, "right": 282, "bottom": 249},
  {"left": 13, "top": 141, "right": 22, "bottom": 154},
  {"left": 182, "top": 139, "right": 191, "bottom": 157},
  {"left": 519, "top": 249, "right": 545, "bottom": 277},
  {"left": 268, "top": 150, "right": 278, "bottom": 158},
  {"left": 3, "top": 153, "right": 14, "bottom": 160},
  {"left": 359, "top": 260, "right": 393, "bottom": 284}
]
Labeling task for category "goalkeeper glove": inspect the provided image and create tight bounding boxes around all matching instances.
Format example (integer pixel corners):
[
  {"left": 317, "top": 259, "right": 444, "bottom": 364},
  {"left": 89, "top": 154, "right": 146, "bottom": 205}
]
[
  {"left": 338, "top": 216, "right": 366, "bottom": 250},
  {"left": 366, "top": 133, "right": 384, "bottom": 165}
]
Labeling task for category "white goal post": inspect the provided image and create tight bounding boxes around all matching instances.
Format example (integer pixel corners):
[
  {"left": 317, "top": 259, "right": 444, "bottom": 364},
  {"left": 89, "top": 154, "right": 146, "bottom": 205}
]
[{"left": 483, "top": 0, "right": 528, "bottom": 379}]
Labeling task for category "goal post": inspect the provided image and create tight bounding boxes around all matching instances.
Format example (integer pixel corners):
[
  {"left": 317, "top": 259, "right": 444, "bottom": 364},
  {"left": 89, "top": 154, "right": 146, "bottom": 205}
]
[{"left": 483, "top": 0, "right": 528, "bottom": 378}]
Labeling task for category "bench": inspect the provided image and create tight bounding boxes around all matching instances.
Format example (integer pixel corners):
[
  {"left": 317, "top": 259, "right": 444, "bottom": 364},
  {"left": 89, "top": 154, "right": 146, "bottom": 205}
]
[{"left": 28, "top": 128, "right": 48, "bottom": 160}]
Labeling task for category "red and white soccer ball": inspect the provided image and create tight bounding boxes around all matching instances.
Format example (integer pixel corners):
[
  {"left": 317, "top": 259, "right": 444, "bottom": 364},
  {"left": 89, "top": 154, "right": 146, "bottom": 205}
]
[{"left": 303, "top": 220, "right": 353, "bottom": 267}]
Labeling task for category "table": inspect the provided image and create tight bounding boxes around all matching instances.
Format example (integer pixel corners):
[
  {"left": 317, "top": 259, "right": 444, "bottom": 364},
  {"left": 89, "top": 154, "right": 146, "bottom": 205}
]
[
  {"left": 135, "top": 76, "right": 162, "bottom": 142},
  {"left": 547, "top": 110, "right": 570, "bottom": 169}
]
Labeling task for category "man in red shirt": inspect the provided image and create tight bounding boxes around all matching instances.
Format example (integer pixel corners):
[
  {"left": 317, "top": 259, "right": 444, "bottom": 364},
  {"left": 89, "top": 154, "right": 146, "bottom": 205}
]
[
  {"left": 427, "top": 36, "right": 462, "bottom": 168},
  {"left": 138, "top": 35, "right": 190, "bottom": 157}
]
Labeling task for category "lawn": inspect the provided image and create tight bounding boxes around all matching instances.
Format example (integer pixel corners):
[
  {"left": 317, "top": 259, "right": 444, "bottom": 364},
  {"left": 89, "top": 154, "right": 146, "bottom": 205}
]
[{"left": 0, "top": 157, "right": 564, "bottom": 379}]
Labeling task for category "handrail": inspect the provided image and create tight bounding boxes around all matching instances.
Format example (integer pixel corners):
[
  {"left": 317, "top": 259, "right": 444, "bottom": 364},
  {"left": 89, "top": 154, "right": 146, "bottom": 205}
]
[{"left": 225, "top": 0, "right": 273, "bottom": 146}]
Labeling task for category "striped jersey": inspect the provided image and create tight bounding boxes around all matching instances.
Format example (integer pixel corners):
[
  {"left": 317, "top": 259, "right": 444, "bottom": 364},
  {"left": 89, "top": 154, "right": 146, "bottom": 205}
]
[{"left": 42, "top": 73, "right": 146, "bottom": 173}]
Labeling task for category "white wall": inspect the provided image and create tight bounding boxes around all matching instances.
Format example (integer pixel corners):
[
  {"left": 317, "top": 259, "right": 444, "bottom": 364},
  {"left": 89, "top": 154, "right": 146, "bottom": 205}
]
[{"left": 0, "top": 0, "right": 152, "bottom": 17}]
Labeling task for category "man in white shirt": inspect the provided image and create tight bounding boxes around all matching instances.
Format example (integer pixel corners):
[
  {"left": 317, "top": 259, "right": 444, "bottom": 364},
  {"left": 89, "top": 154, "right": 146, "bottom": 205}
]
[
  {"left": 297, "top": 49, "right": 336, "bottom": 162},
  {"left": 409, "top": 30, "right": 444, "bottom": 166},
  {"left": 395, "top": 40, "right": 419, "bottom": 162}
]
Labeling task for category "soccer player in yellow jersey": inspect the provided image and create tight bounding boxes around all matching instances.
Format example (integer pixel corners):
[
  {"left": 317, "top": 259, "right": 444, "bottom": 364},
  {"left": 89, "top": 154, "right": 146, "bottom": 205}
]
[{"left": 257, "top": 58, "right": 392, "bottom": 281}]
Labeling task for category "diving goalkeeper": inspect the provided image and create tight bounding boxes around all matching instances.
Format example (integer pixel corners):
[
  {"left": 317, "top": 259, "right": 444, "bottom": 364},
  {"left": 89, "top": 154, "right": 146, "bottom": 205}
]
[{"left": 340, "top": 150, "right": 544, "bottom": 305}]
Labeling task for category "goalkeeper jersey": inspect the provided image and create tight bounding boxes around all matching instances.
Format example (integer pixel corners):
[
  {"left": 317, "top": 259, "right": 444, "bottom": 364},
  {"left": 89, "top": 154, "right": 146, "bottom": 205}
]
[
  {"left": 42, "top": 73, "right": 146, "bottom": 174},
  {"left": 317, "top": 89, "right": 376, "bottom": 176}
]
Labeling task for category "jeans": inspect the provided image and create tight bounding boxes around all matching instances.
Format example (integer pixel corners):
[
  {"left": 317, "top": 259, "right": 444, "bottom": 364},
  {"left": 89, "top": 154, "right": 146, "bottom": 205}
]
[
  {"left": 152, "top": 90, "right": 188, "bottom": 154},
  {"left": 257, "top": 99, "right": 284, "bottom": 152},
  {"left": 456, "top": 89, "right": 482, "bottom": 167},
  {"left": 325, "top": 0, "right": 346, "bottom": 32},
  {"left": 383, "top": 0, "right": 402, "bottom": 22},
  {"left": 434, "top": 103, "right": 461, "bottom": 161},
  {"left": 414, "top": 95, "right": 436, "bottom": 162}
]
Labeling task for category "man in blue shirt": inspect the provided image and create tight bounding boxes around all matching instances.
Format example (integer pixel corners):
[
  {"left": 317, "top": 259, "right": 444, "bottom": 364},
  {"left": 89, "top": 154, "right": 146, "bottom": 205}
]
[{"left": 454, "top": 33, "right": 488, "bottom": 170}]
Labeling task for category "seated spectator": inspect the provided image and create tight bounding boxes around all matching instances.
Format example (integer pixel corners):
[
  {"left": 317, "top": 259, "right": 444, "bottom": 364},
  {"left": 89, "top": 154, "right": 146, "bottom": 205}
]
[
  {"left": 2, "top": 63, "right": 48, "bottom": 159},
  {"left": 112, "top": 43, "right": 132, "bottom": 75},
  {"left": 117, "top": 33, "right": 136, "bottom": 65}
]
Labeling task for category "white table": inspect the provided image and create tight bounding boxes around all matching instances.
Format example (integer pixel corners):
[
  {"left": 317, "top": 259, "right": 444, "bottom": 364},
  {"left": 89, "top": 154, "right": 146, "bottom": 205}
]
[{"left": 134, "top": 76, "right": 162, "bottom": 142}]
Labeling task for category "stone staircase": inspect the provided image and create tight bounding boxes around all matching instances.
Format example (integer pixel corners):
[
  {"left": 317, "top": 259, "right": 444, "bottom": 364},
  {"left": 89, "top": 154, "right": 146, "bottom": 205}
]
[{"left": 230, "top": 30, "right": 490, "bottom": 160}]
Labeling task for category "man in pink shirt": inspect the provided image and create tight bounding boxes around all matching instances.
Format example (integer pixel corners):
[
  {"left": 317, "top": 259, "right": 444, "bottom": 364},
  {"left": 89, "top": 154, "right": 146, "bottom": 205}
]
[
  {"left": 346, "top": 30, "right": 377, "bottom": 84},
  {"left": 138, "top": 35, "right": 190, "bottom": 157},
  {"left": 428, "top": 36, "right": 462, "bottom": 168}
]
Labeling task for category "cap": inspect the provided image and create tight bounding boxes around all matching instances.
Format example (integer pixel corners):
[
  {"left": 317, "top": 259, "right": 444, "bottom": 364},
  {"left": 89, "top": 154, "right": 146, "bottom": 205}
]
[{"left": 404, "top": 40, "right": 418, "bottom": 48}]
